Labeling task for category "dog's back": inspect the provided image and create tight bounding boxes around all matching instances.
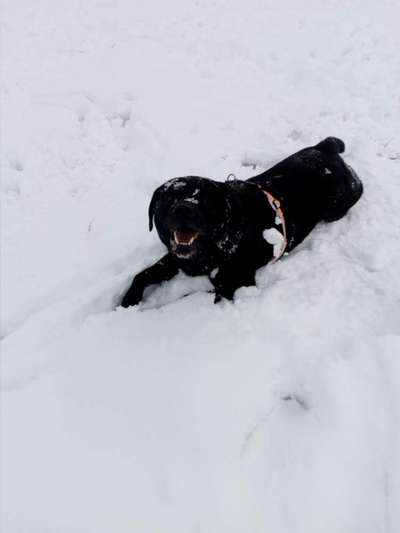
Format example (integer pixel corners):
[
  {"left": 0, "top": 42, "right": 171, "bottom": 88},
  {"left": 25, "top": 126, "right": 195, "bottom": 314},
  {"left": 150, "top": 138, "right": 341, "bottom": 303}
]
[{"left": 248, "top": 137, "right": 363, "bottom": 250}]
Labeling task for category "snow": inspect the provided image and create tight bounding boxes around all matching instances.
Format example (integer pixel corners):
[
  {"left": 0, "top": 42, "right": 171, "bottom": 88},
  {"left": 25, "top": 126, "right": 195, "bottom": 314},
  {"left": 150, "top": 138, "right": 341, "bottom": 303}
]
[
  {"left": 1, "top": 0, "right": 400, "bottom": 532},
  {"left": 263, "top": 227, "right": 285, "bottom": 258}
]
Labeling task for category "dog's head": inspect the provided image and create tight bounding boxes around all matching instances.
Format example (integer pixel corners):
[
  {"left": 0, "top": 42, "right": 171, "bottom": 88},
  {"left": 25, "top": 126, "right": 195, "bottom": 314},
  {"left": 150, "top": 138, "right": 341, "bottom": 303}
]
[{"left": 148, "top": 176, "right": 236, "bottom": 262}]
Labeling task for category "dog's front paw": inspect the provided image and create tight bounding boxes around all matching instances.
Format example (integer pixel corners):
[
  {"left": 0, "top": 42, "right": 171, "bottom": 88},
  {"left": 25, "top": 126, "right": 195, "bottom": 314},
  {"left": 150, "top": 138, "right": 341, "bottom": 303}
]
[
  {"left": 214, "top": 293, "right": 222, "bottom": 304},
  {"left": 213, "top": 288, "right": 235, "bottom": 304},
  {"left": 120, "top": 294, "right": 140, "bottom": 308},
  {"left": 120, "top": 282, "right": 144, "bottom": 308}
]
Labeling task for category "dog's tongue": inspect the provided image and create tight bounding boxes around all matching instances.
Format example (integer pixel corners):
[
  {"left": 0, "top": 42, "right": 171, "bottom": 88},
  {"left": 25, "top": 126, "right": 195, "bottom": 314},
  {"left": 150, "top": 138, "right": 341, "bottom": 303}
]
[{"left": 175, "top": 230, "right": 195, "bottom": 244}]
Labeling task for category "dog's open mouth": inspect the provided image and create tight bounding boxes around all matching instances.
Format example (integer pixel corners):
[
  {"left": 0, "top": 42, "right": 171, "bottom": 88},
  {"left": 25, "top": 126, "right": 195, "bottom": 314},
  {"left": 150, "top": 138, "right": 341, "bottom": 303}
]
[{"left": 173, "top": 230, "right": 199, "bottom": 246}]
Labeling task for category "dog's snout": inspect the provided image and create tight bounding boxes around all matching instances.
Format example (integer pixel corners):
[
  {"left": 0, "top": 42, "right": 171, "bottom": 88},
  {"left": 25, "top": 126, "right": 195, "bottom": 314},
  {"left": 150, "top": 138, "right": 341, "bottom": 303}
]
[{"left": 172, "top": 202, "right": 193, "bottom": 220}]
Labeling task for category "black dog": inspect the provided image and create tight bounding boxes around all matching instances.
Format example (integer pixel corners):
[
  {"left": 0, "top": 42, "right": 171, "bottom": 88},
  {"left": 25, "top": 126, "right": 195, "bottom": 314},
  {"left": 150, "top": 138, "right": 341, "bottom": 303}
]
[{"left": 121, "top": 137, "right": 363, "bottom": 306}]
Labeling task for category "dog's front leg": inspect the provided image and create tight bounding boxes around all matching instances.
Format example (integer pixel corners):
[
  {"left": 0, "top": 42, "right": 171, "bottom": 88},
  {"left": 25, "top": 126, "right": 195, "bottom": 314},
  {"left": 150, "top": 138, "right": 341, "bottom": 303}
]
[
  {"left": 211, "top": 261, "right": 257, "bottom": 303},
  {"left": 120, "top": 254, "right": 178, "bottom": 308}
]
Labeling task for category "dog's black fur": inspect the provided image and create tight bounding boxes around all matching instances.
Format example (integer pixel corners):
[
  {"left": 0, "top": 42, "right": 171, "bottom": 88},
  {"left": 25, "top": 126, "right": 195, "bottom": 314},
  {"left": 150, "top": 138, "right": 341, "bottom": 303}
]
[{"left": 121, "top": 137, "right": 363, "bottom": 306}]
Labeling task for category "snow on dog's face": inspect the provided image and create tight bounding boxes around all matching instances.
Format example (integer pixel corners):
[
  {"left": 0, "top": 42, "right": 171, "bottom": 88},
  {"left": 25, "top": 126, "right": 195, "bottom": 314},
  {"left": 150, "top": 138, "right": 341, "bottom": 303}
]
[{"left": 148, "top": 177, "right": 232, "bottom": 262}]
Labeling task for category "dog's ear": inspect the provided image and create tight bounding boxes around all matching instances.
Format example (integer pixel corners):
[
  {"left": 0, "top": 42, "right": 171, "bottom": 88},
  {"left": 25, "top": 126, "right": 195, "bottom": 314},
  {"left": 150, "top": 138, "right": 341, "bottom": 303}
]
[{"left": 148, "top": 185, "right": 163, "bottom": 231}]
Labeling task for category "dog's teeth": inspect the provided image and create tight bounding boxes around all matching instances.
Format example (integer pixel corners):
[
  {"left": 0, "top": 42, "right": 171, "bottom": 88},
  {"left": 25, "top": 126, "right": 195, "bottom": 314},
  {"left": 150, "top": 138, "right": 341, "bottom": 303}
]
[{"left": 173, "top": 232, "right": 198, "bottom": 246}]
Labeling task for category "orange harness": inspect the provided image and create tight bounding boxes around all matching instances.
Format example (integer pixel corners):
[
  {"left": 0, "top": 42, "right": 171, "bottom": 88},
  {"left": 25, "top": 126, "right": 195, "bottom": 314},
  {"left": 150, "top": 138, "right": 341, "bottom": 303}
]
[{"left": 261, "top": 189, "right": 288, "bottom": 262}]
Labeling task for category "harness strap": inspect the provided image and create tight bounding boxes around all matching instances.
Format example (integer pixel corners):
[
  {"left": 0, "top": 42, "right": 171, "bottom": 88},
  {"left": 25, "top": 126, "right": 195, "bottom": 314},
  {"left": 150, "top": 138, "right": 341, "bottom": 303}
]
[{"left": 261, "top": 189, "right": 288, "bottom": 261}]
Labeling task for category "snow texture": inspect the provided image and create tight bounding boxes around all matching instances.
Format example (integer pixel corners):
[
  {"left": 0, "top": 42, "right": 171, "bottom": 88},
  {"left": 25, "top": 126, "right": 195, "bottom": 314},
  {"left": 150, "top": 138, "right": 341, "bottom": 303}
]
[{"left": 1, "top": 1, "right": 400, "bottom": 532}]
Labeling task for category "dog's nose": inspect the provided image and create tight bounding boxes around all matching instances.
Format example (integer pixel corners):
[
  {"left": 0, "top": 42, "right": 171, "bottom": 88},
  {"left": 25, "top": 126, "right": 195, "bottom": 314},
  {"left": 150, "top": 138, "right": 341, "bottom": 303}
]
[{"left": 173, "top": 203, "right": 193, "bottom": 220}]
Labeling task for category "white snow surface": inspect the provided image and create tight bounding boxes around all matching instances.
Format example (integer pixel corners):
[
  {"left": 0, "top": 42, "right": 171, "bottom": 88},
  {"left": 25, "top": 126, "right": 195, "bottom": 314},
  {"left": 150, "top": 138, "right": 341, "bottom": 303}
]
[{"left": 1, "top": 1, "right": 400, "bottom": 532}]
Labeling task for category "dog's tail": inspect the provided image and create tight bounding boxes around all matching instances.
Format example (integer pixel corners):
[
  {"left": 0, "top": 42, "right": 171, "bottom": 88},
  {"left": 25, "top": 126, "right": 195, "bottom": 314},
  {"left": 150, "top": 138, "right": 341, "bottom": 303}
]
[{"left": 316, "top": 136, "right": 345, "bottom": 155}]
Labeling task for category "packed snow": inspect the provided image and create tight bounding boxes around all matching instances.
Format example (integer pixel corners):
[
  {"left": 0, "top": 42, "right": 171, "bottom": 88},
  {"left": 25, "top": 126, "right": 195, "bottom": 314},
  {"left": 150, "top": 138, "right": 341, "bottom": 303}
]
[{"left": 1, "top": 1, "right": 400, "bottom": 532}]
